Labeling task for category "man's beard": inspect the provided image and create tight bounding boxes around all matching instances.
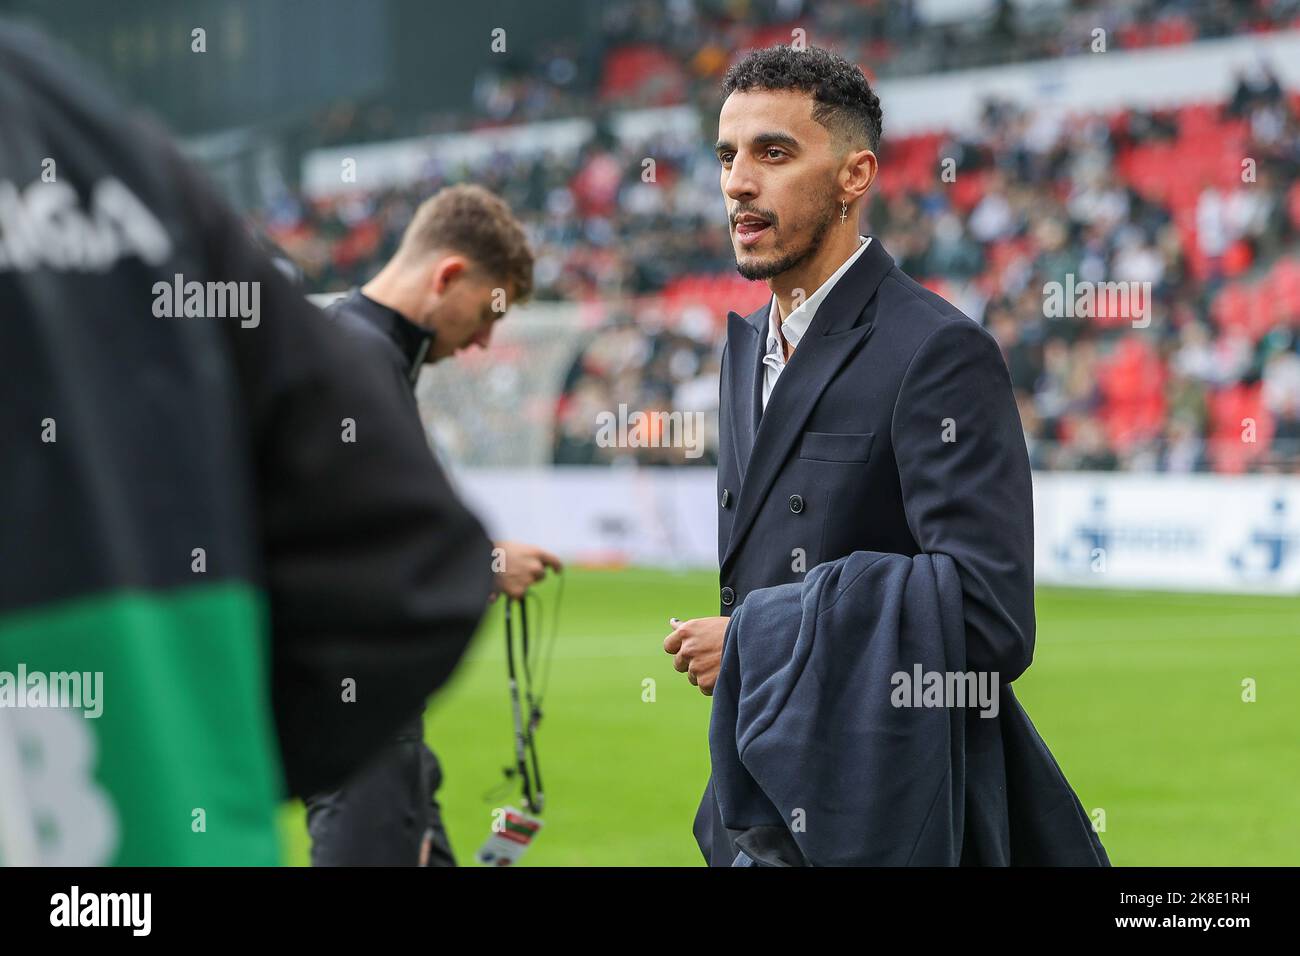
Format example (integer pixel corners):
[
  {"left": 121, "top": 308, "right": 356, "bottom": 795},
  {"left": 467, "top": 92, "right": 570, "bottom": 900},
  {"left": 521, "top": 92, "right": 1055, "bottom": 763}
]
[{"left": 734, "top": 197, "right": 837, "bottom": 281}]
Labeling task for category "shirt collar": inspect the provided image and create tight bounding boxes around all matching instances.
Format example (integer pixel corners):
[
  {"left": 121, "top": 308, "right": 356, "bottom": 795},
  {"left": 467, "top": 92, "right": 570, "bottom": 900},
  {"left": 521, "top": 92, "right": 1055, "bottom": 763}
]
[
  {"left": 765, "top": 236, "right": 871, "bottom": 359},
  {"left": 352, "top": 289, "right": 433, "bottom": 372}
]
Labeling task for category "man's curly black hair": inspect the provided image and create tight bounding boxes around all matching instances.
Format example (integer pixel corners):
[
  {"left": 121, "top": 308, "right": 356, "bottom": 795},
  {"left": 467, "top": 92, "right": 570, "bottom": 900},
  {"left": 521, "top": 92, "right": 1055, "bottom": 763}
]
[{"left": 721, "top": 45, "right": 883, "bottom": 153}]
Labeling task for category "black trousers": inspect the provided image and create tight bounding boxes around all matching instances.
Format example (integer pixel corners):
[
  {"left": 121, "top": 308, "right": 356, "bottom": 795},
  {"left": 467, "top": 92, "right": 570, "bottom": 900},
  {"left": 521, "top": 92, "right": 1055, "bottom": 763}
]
[{"left": 305, "top": 715, "right": 455, "bottom": 866}]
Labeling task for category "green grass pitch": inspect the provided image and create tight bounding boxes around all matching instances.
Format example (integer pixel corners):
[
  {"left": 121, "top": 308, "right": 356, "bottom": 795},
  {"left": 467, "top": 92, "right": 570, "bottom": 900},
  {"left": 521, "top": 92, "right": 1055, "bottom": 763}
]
[{"left": 277, "top": 567, "right": 1300, "bottom": 866}]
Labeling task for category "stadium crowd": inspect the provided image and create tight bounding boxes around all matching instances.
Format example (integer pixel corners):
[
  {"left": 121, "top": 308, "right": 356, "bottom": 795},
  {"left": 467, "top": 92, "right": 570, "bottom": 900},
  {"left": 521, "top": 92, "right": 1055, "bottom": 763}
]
[
  {"left": 308, "top": 0, "right": 1300, "bottom": 144},
  {"left": 259, "top": 2, "right": 1300, "bottom": 475}
]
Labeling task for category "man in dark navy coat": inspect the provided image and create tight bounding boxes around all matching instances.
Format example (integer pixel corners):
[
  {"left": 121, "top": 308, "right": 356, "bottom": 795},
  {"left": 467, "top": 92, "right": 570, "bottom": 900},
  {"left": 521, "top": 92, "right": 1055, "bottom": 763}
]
[{"left": 663, "top": 45, "right": 1040, "bottom": 865}]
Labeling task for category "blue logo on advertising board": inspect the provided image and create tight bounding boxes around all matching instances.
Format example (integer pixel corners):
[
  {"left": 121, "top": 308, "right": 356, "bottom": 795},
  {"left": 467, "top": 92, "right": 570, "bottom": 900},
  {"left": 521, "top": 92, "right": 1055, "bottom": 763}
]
[{"left": 1229, "top": 498, "right": 1296, "bottom": 578}]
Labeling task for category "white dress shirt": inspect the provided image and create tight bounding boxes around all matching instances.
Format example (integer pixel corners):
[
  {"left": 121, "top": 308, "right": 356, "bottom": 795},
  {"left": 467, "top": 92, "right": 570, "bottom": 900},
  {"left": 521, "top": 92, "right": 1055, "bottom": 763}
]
[{"left": 762, "top": 235, "right": 871, "bottom": 411}]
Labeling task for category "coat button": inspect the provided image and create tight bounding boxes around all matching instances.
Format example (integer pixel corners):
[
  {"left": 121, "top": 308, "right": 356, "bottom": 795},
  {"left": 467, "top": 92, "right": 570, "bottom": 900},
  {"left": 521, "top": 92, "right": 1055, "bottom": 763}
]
[
  {"left": 720, "top": 488, "right": 730, "bottom": 508},
  {"left": 721, "top": 586, "right": 735, "bottom": 606},
  {"left": 789, "top": 494, "right": 804, "bottom": 514}
]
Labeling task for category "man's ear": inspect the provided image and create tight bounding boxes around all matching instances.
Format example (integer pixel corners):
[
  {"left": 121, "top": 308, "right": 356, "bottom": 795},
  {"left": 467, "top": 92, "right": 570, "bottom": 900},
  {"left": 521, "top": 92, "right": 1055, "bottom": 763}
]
[
  {"left": 430, "top": 254, "right": 471, "bottom": 294},
  {"left": 842, "top": 148, "right": 878, "bottom": 202}
]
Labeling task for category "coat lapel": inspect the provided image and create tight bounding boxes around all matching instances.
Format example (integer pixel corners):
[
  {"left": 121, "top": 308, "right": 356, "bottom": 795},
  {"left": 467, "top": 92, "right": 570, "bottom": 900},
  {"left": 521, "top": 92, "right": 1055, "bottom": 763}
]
[
  {"left": 725, "top": 305, "right": 766, "bottom": 484},
  {"left": 722, "top": 237, "right": 895, "bottom": 569}
]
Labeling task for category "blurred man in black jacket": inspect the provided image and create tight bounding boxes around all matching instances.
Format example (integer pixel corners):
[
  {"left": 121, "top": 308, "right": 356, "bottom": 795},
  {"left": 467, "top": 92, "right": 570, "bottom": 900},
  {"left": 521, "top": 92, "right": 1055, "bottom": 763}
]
[{"left": 306, "top": 185, "right": 560, "bottom": 866}]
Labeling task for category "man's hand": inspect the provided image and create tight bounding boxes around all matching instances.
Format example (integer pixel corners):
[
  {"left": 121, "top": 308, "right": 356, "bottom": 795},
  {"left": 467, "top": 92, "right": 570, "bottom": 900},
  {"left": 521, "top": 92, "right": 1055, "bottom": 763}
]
[
  {"left": 492, "top": 541, "right": 563, "bottom": 600},
  {"left": 663, "top": 616, "right": 729, "bottom": 696}
]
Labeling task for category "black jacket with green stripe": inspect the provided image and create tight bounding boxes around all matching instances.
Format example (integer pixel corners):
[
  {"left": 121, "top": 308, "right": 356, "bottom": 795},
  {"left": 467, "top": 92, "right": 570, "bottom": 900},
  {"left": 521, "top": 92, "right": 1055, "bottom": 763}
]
[{"left": 0, "top": 22, "right": 492, "bottom": 863}]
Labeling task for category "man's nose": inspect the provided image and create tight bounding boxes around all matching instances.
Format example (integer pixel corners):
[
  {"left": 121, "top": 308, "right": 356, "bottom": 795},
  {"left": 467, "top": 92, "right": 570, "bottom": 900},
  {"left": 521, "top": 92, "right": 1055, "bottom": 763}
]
[{"left": 723, "top": 157, "right": 757, "bottom": 204}]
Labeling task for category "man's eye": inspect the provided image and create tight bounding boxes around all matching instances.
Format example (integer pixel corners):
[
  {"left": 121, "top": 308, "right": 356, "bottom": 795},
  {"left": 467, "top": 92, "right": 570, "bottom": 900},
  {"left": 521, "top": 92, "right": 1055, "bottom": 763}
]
[
  {"left": 766, "top": 148, "right": 785, "bottom": 159},
  {"left": 719, "top": 153, "right": 734, "bottom": 166}
]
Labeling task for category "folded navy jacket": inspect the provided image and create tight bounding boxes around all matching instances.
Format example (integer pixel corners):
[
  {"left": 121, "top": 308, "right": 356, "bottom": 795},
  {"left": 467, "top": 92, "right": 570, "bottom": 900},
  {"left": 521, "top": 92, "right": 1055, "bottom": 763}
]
[{"left": 709, "top": 551, "right": 1110, "bottom": 866}]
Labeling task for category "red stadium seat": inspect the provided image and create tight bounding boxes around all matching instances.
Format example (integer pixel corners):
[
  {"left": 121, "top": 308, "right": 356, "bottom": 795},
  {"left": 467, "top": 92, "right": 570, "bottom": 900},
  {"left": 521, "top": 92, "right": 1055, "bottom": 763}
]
[
  {"left": 1096, "top": 338, "right": 1167, "bottom": 449},
  {"left": 950, "top": 169, "right": 988, "bottom": 214},
  {"left": 1222, "top": 240, "right": 1254, "bottom": 278},
  {"left": 1207, "top": 384, "right": 1274, "bottom": 473},
  {"left": 600, "top": 45, "right": 685, "bottom": 105},
  {"left": 1267, "top": 257, "right": 1300, "bottom": 325}
]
